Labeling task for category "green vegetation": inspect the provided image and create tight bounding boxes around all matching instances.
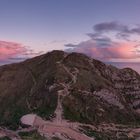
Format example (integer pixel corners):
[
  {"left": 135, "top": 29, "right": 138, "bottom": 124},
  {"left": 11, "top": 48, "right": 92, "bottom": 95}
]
[
  {"left": 80, "top": 126, "right": 113, "bottom": 140},
  {"left": 0, "top": 105, "right": 28, "bottom": 130},
  {"left": 0, "top": 137, "right": 11, "bottom": 140},
  {"left": 63, "top": 105, "right": 82, "bottom": 122},
  {"left": 63, "top": 103, "right": 90, "bottom": 124},
  {"left": 51, "top": 137, "right": 62, "bottom": 140},
  {"left": 19, "top": 131, "right": 47, "bottom": 140},
  {"left": 35, "top": 104, "right": 56, "bottom": 120},
  {"left": 19, "top": 131, "right": 63, "bottom": 140}
]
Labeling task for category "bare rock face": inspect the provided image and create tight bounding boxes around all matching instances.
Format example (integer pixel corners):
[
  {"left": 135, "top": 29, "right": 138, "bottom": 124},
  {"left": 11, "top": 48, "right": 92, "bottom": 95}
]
[
  {"left": 20, "top": 114, "right": 37, "bottom": 127},
  {"left": 0, "top": 50, "right": 140, "bottom": 130}
]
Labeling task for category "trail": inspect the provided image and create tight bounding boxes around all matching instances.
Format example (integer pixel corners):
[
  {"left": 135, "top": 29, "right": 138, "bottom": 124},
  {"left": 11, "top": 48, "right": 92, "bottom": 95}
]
[
  {"left": 38, "top": 123, "right": 94, "bottom": 140},
  {"left": 0, "top": 127, "right": 22, "bottom": 140},
  {"left": 53, "top": 90, "right": 63, "bottom": 124},
  {"left": 62, "top": 64, "right": 79, "bottom": 85},
  {"left": 35, "top": 63, "right": 94, "bottom": 140}
]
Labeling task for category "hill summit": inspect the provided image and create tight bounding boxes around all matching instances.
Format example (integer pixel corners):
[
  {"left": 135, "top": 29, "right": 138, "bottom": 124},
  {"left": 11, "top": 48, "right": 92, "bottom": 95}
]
[{"left": 0, "top": 50, "right": 140, "bottom": 139}]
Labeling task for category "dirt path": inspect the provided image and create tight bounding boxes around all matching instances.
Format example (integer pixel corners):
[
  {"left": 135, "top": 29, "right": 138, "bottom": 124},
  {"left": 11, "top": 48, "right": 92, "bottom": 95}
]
[
  {"left": 38, "top": 122, "right": 94, "bottom": 140},
  {"left": 62, "top": 64, "right": 79, "bottom": 84},
  {"left": 0, "top": 127, "right": 22, "bottom": 140},
  {"left": 53, "top": 90, "right": 63, "bottom": 124},
  {"left": 36, "top": 78, "right": 94, "bottom": 140}
]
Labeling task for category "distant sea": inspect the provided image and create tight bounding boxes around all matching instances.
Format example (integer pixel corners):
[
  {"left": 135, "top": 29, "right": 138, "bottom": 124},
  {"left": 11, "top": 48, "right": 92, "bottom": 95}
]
[{"left": 107, "top": 62, "right": 140, "bottom": 74}]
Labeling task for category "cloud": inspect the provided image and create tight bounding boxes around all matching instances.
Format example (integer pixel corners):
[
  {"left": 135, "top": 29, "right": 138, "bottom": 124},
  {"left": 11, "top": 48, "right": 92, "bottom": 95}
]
[
  {"left": 64, "top": 43, "right": 78, "bottom": 48},
  {"left": 0, "top": 41, "right": 28, "bottom": 60},
  {"left": 94, "top": 21, "right": 140, "bottom": 34},
  {"left": 94, "top": 21, "right": 128, "bottom": 33},
  {"left": 66, "top": 40, "right": 139, "bottom": 61},
  {"left": 92, "top": 21, "right": 140, "bottom": 41},
  {"left": 65, "top": 21, "right": 140, "bottom": 62},
  {"left": 0, "top": 40, "right": 45, "bottom": 58}
]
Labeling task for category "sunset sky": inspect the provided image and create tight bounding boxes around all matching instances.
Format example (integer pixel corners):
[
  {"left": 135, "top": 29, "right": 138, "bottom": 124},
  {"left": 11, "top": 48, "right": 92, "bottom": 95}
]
[{"left": 0, "top": 0, "right": 140, "bottom": 73}]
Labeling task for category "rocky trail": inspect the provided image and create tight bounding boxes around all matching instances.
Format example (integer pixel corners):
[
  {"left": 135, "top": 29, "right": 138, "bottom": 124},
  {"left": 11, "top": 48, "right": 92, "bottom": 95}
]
[
  {"left": 53, "top": 90, "right": 64, "bottom": 124},
  {"left": 39, "top": 67, "right": 94, "bottom": 140}
]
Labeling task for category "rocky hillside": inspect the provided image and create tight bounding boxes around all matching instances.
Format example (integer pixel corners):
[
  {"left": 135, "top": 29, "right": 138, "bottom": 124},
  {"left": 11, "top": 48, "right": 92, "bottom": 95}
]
[{"left": 0, "top": 50, "right": 140, "bottom": 131}]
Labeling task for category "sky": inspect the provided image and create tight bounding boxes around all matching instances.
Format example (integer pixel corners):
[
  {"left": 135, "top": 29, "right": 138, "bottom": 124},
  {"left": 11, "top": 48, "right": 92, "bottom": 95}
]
[{"left": 0, "top": 0, "right": 140, "bottom": 73}]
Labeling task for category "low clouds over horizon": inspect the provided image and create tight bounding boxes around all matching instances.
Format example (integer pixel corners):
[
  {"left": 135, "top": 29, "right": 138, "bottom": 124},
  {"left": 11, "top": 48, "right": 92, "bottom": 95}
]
[
  {"left": 65, "top": 21, "right": 140, "bottom": 62},
  {"left": 0, "top": 40, "right": 43, "bottom": 65},
  {"left": 0, "top": 41, "right": 27, "bottom": 61}
]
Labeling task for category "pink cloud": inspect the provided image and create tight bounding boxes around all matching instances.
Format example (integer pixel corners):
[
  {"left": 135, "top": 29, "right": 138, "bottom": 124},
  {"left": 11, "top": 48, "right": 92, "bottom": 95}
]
[
  {"left": 0, "top": 41, "right": 27, "bottom": 60},
  {"left": 65, "top": 21, "right": 140, "bottom": 63},
  {"left": 67, "top": 40, "right": 140, "bottom": 62}
]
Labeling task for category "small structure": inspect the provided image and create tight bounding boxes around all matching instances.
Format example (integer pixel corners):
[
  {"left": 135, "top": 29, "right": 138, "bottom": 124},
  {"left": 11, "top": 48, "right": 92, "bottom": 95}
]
[{"left": 20, "top": 114, "right": 37, "bottom": 127}]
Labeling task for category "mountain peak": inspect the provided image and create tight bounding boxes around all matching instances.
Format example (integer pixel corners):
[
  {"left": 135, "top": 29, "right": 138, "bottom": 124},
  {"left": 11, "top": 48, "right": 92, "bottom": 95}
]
[{"left": 0, "top": 50, "right": 140, "bottom": 139}]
